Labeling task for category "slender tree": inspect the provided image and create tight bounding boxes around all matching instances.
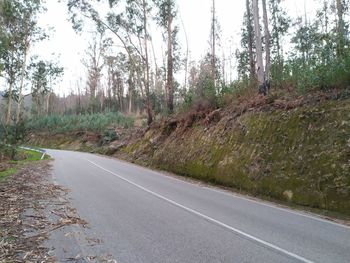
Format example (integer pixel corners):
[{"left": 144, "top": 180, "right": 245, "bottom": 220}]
[
  {"left": 153, "top": 0, "right": 178, "bottom": 113},
  {"left": 211, "top": 0, "right": 216, "bottom": 88},
  {"left": 15, "top": 0, "right": 45, "bottom": 123},
  {"left": 336, "top": 0, "right": 345, "bottom": 58},
  {"left": 252, "top": 0, "right": 265, "bottom": 91},
  {"left": 142, "top": 0, "right": 153, "bottom": 125},
  {"left": 262, "top": 0, "right": 271, "bottom": 81},
  {"left": 246, "top": 0, "right": 255, "bottom": 79},
  {"left": 82, "top": 32, "right": 107, "bottom": 113}
]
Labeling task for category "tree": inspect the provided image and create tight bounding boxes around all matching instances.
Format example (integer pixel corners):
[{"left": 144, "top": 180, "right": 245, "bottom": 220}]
[
  {"left": 210, "top": 0, "right": 217, "bottom": 89},
  {"left": 15, "top": 0, "right": 46, "bottom": 123},
  {"left": 269, "top": 0, "right": 290, "bottom": 87},
  {"left": 235, "top": 0, "right": 256, "bottom": 81},
  {"left": 0, "top": 0, "right": 46, "bottom": 123},
  {"left": 105, "top": 52, "right": 127, "bottom": 111},
  {"left": 262, "top": 0, "right": 271, "bottom": 81},
  {"left": 0, "top": 0, "right": 23, "bottom": 124},
  {"left": 82, "top": 31, "right": 108, "bottom": 113},
  {"left": 29, "top": 59, "right": 63, "bottom": 116},
  {"left": 336, "top": 0, "right": 346, "bottom": 58},
  {"left": 252, "top": 0, "right": 265, "bottom": 93},
  {"left": 153, "top": 0, "right": 179, "bottom": 114},
  {"left": 68, "top": 0, "right": 155, "bottom": 125},
  {"left": 246, "top": 0, "right": 255, "bottom": 80},
  {"left": 141, "top": 0, "right": 153, "bottom": 125}
]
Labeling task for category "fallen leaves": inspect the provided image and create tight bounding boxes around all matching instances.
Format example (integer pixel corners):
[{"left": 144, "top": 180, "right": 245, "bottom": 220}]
[{"left": 0, "top": 162, "right": 87, "bottom": 262}]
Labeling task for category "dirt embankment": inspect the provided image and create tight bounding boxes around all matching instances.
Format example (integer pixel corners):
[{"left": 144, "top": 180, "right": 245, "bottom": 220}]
[
  {"left": 27, "top": 95, "right": 350, "bottom": 215},
  {"left": 119, "top": 97, "right": 350, "bottom": 215}
]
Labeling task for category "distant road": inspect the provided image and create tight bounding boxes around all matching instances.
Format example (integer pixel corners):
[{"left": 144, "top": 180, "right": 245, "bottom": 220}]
[{"left": 47, "top": 149, "right": 350, "bottom": 263}]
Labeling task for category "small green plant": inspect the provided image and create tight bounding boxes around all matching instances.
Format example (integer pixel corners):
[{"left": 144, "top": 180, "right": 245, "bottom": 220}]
[{"left": 0, "top": 168, "right": 17, "bottom": 181}]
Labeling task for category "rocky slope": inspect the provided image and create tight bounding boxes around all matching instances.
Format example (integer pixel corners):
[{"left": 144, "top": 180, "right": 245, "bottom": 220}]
[{"left": 118, "top": 98, "right": 350, "bottom": 215}]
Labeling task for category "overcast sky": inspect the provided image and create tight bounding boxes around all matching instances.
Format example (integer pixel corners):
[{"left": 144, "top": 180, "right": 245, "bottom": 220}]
[{"left": 32, "top": 0, "right": 317, "bottom": 95}]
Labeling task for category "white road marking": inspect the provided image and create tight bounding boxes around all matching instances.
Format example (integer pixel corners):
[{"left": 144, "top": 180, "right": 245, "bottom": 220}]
[
  {"left": 95, "top": 153, "right": 350, "bottom": 230},
  {"left": 86, "top": 159, "right": 314, "bottom": 263}
]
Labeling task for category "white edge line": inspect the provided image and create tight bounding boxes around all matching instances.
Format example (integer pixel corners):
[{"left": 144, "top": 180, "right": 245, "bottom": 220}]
[
  {"left": 86, "top": 159, "right": 313, "bottom": 263},
  {"left": 118, "top": 157, "right": 350, "bottom": 230}
]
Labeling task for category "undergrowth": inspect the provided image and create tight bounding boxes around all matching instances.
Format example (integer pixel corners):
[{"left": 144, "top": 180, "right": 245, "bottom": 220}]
[{"left": 26, "top": 112, "right": 134, "bottom": 133}]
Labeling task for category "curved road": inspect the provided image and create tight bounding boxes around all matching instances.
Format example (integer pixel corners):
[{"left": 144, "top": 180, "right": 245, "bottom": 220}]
[{"left": 47, "top": 149, "right": 350, "bottom": 263}]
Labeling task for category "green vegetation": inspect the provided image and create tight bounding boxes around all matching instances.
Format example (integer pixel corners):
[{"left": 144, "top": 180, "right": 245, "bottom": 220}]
[
  {"left": 0, "top": 168, "right": 17, "bottom": 181},
  {"left": 120, "top": 98, "right": 350, "bottom": 215},
  {"left": 26, "top": 112, "right": 134, "bottom": 133},
  {"left": 0, "top": 148, "right": 47, "bottom": 182},
  {"left": 11, "top": 149, "right": 48, "bottom": 164}
]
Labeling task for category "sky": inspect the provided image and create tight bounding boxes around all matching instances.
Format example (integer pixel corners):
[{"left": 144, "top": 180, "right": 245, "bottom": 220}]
[{"left": 31, "top": 0, "right": 318, "bottom": 96}]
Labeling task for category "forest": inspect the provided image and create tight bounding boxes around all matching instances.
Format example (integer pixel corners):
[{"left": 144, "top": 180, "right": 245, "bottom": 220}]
[
  {"left": 0, "top": 0, "right": 350, "bottom": 213},
  {"left": 1, "top": 1, "right": 350, "bottom": 261}
]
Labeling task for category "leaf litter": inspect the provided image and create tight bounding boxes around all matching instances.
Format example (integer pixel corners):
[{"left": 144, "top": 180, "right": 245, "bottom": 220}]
[{"left": 0, "top": 161, "right": 117, "bottom": 262}]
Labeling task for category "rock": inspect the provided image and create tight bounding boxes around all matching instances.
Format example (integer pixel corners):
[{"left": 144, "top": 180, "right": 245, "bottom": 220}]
[
  {"left": 106, "top": 142, "right": 126, "bottom": 155},
  {"left": 283, "top": 190, "right": 293, "bottom": 202}
]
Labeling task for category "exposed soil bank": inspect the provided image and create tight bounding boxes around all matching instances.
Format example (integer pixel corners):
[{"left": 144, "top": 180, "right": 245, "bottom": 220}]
[{"left": 119, "top": 99, "right": 350, "bottom": 215}]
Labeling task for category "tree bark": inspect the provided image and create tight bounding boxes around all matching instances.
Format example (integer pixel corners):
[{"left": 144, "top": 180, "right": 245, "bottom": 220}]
[
  {"left": 16, "top": 42, "right": 29, "bottom": 123},
  {"left": 6, "top": 82, "right": 13, "bottom": 125},
  {"left": 142, "top": 0, "right": 153, "bottom": 125},
  {"left": 211, "top": 0, "right": 216, "bottom": 89},
  {"left": 246, "top": 0, "right": 255, "bottom": 80},
  {"left": 180, "top": 14, "right": 189, "bottom": 91},
  {"left": 336, "top": 0, "right": 345, "bottom": 58},
  {"left": 252, "top": 0, "right": 264, "bottom": 86},
  {"left": 166, "top": 0, "right": 174, "bottom": 113},
  {"left": 262, "top": 0, "right": 270, "bottom": 81}
]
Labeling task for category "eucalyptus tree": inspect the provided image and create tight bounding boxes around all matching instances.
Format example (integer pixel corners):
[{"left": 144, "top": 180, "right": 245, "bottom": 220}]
[
  {"left": 261, "top": 0, "right": 271, "bottom": 82},
  {"left": 246, "top": 0, "right": 255, "bottom": 80},
  {"left": 0, "top": 0, "right": 45, "bottom": 124},
  {"left": 68, "top": 0, "right": 154, "bottom": 125},
  {"left": 29, "top": 59, "right": 63, "bottom": 116},
  {"left": 105, "top": 52, "right": 128, "bottom": 111},
  {"left": 235, "top": 0, "right": 255, "bottom": 81},
  {"left": 269, "top": 0, "right": 290, "bottom": 86},
  {"left": 153, "top": 0, "right": 180, "bottom": 113},
  {"left": 252, "top": 0, "right": 265, "bottom": 93},
  {"left": 336, "top": 0, "right": 346, "bottom": 58},
  {"left": 15, "top": 0, "right": 46, "bottom": 123},
  {"left": 211, "top": 0, "right": 216, "bottom": 89},
  {"left": 82, "top": 31, "right": 109, "bottom": 113},
  {"left": 0, "top": 0, "right": 23, "bottom": 124}
]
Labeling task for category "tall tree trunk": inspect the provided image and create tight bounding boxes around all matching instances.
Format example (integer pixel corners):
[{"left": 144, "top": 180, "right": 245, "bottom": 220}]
[
  {"left": 16, "top": 43, "right": 29, "bottom": 123},
  {"left": 211, "top": 0, "right": 216, "bottom": 89},
  {"left": 166, "top": 0, "right": 174, "bottom": 113},
  {"left": 6, "top": 82, "right": 13, "bottom": 125},
  {"left": 128, "top": 69, "right": 134, "bottom": 114},
  {"left": 246, "top": 0, "right": 256, "bottom": 80},
  {"left": 252, "top": 0, "right": 264, "bottom": 87},
  {"left": 46, "top": 93, "right": 51, "bottom": 115},
  {"left": 142, "top": 0, "right": 153, "bottom": 125},
  {"left": 180, "top": 13, "right": 189, "bottom": 91},
  {"left": 336, "top": 0, "right": 345, "bottom": 58},
  {"left": 262, "top": 0, "right": 270, "bottom": 81}
]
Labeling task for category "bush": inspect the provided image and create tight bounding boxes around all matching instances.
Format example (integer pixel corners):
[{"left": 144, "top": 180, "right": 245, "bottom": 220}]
[
  {"left": 0, "top": 122, "right": 26, "bottom": 160},
  {"left": 26, "top": 112, "right": 134, "bottom": 133}
]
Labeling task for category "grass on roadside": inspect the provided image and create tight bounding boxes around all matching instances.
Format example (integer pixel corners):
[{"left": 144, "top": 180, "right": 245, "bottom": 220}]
[
  {"left": 0, "top": 168, "right": 17, "bottom": 181},
  {"left": 0, "top": 149, "right": 49, "bottom": 182}
]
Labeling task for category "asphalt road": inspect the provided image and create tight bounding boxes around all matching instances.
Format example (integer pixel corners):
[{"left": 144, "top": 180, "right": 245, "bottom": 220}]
[{"left": 46, "top": 149, "right": 350, "bottom": 263}]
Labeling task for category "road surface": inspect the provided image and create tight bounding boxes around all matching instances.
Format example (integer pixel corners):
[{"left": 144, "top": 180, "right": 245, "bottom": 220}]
[{"left": 46, "top": 149, "right": 350, "bottom": 263}]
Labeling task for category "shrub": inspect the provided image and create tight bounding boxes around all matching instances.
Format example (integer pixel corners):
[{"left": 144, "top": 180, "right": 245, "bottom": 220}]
[{"left": 26, "top": 112, "right": 134, "bottom": 133}]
